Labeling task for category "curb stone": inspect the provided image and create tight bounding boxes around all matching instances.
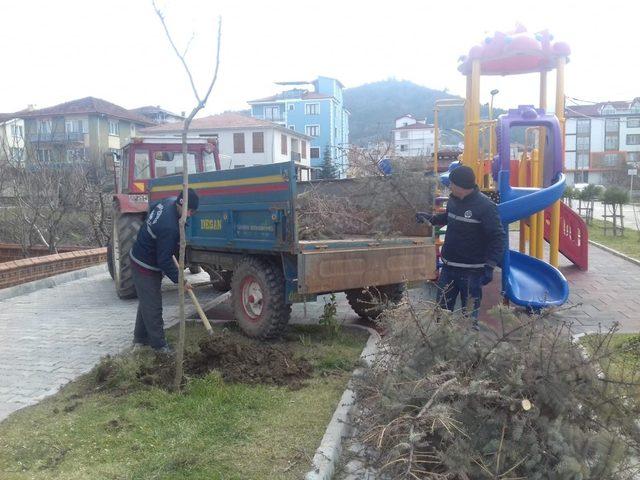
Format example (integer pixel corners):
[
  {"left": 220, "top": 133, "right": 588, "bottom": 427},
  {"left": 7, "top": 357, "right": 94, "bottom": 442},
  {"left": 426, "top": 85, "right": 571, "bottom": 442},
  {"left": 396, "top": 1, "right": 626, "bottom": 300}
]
[
  {"left": 305, "top": 325, "right": 381, "bottom": 480},
  {"left": 589, "top": 240, "right": 640, "bottom": 267}
]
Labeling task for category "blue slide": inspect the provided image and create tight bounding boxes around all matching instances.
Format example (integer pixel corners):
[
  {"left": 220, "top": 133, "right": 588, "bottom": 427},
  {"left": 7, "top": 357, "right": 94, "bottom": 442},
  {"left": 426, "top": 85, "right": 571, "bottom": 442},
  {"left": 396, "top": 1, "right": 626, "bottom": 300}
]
[{"left": 494, "top": 106, "right": 569, "bottom": 310}]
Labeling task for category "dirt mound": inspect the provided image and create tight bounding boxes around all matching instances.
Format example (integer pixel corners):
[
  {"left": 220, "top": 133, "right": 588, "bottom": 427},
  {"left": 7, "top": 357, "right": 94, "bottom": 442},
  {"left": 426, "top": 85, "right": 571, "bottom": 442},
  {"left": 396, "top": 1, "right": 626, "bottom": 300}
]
[{"left": 185, "top": 332, "right": 312, "bottom": 388}]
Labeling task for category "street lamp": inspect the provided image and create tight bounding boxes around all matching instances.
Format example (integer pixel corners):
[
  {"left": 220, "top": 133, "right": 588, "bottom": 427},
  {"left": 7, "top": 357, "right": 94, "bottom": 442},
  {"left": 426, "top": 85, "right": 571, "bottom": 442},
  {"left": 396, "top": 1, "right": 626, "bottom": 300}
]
[{"left": 489, "top": 89, "right": 500, "bottom": 121}]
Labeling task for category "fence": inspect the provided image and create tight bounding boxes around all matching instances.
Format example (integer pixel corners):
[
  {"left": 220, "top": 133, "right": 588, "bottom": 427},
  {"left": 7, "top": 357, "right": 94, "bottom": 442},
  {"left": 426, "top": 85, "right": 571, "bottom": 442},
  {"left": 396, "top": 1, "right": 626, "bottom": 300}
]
[{"left": 0, "top": 247, "right": 107, "bottom": 289}]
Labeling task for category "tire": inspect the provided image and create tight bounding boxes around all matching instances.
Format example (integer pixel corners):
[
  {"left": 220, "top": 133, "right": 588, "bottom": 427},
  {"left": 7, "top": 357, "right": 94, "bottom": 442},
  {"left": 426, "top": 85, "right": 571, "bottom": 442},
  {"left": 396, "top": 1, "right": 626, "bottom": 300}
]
[
  {"left": 112, "top": 210, "right": 144, "bottom": 299},
  {"left": 188, "top": 264, "right": 202, "bottom": 275},
  {"left": 106, "top": 242, "right": 114, "bottom": 279},
  {"left": 231, "top": 257, "right": 291, "bottom": 339},
  {"left": 345, "top": 283, "right": 405, "bottom": 320}
]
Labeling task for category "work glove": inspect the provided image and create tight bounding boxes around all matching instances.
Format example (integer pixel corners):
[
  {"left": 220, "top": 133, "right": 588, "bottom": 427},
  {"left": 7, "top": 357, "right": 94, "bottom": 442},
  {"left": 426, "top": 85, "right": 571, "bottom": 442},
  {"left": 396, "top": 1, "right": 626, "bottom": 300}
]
[
  {"left": 415, "top": 212, "right": 433, "bottom": 224},
  {"left": 481, "top": 265, "right": 494, "bottom": 286}
]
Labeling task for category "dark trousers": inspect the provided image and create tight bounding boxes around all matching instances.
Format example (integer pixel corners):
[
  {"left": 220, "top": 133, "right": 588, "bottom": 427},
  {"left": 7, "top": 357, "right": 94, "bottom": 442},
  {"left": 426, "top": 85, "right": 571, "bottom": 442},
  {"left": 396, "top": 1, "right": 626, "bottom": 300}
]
[
  {"left": 132, "top": 267, "right": 167, "bottom": 349},
  {"left": 436, "top": 265, "right": 483, "bottom": 323}
]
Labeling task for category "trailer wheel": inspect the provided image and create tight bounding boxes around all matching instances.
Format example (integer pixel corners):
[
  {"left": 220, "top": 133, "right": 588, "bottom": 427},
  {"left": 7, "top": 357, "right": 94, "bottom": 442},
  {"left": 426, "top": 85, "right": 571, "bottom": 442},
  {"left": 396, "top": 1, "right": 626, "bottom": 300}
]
[
  {"left": 231, "top": 257, "right": 291, "bottom": 339},
  {"left": 112, "top": 211, "right": 144, "bottom": 299},
  {"left": 106, "top": 242, "right": 114, "bottom": 280},
  {"left": 345, "top": 283, "right": 405, "bottom": 320}
]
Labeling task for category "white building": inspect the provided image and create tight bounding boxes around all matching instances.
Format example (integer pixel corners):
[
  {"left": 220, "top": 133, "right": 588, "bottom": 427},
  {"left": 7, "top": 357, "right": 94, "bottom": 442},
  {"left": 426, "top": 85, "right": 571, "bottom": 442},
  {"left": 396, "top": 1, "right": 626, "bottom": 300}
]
[
  {"left": 392, "top": 114, "right": 435, "bottom": 157},
  {"left": 565, "top": 98, "right": 640, "bottom": 186},
  {"left": 140, "top": 113, "right": 312, "bottom": 177},
  {"left": 0, "top": 117, "right": 25, "bottom": 166}
]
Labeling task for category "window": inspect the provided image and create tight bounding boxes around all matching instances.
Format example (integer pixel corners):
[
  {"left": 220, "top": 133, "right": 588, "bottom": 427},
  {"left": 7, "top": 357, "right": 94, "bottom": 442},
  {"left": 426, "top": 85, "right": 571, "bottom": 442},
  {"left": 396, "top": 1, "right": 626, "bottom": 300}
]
[
  {"left": 108, "top": 120, "right": 119, "bottom": 136},
  {"left": 627, "top": 134, "right": 640, "bottom": 145},
  {"left": 400, "top": 144, "right": 407, "bottom": 152},
  {"left": 628, "top": 152, "right": 640, "bottom": 164},
  {"left": 628, "top": 117, "right": 640, "bottom": 128},
  {"left": 281, "top": 134, "right": 287, "bottom": 155},
  {"left": 264, "top": 106, "right": 280, "bottom": 121},
  {"left": 577, "top": 153, "right": 589, "bottom": 169},
  {"left": 154, "top": 152, "right": 196, "bottom": 177},
  {"left": 301, "top": 140, "right": 307, "bottom": 159},
  {"left": 604, "top": 118, "right": 619, "bottom": 150},
  {"left": 603, "top": 153, "right": 619, "bottom": 166},
  {"left": 37, "top": 148, "right": 52, "bottom": 162},
  {"left": 305, "top": 125, "right": 319, "bottom": 137},
  {"left": 605, "top": 136, "right": 619, "bottom": 150},
  {"left": 605, "top": 118, "right": 619, "bottom": 133},
  {"left": 10, "top": 147, "right": 24, "bottom": 163},
  {"left": 576, "top": 136, "right": 590, "bottom": 151},
  {"left": 66, "top": 148, "right": 85, "bottom": 162},
  {"left": 574, "top": 171, "right": 589, "bottom": 183},
  {"left": 288, "top": 125, "right": 295, "bottom": 131},
  {"left": 65, "top": 120, "right": 86, "bottom": 133},
  {"left": 203, "top": 152, "right": 217, "bottom": 172},
  {"left": 233, "top": 133, "right": 245, "bottom": 153},
  {"left": 252, "top": 132, "right": 264, "bottom": 153},
  {"left": 38, "top": 120, "right": 52, "bottom": 135},
  {"left": 134, "top": 150, "right": 150, "bottom": 179},
  {"left": 305, "top": 103, "right": 319, "bottom": 115},
  {"left": 288, "top": 104, "right": 295, "bottom": 111},
  {"left": 601, "top": 105, "right": 616, "bottom": 115},
  {"left": 10, "top": 124, "right": 23, "bottom": 138},
  {"left": 576, "top": 119, "right": 590, "bottom": 134},
  {"left": 130, "top": 124, "right": 136, "bottom": 136},
  {"left": 310, "top": 147, "right": 320, "bottom": 159},
  {"left": 400, "top": 130, "right": 408, "bottom": 139},
  {"left": 632, "top": 103, "right": 640, "bottom": 113}
]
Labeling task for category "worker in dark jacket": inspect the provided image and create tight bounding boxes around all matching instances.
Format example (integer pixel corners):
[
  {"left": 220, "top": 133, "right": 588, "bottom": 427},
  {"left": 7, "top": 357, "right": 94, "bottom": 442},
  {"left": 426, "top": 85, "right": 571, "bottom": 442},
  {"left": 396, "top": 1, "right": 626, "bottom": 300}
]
[
  {"left": 417, "top": 166, "right": 504, "bottom": 329},
  {"left": 129, "top": 188, "right": 199, "bottom": 352}
]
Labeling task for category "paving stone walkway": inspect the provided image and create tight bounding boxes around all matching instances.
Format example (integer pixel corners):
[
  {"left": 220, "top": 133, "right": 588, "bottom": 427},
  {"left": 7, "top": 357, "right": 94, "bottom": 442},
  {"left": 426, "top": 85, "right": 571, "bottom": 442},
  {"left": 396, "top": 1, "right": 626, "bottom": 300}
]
[{"left": 0, "top": 266, "right": 217, "bottom": 421}]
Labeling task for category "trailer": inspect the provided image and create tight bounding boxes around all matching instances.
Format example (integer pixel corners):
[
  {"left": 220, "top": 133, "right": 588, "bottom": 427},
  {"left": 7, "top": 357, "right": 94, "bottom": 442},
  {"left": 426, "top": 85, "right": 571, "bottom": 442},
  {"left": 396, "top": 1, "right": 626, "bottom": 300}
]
[{"left": 149, "top": 161, "right": 437, "bottom": 338}]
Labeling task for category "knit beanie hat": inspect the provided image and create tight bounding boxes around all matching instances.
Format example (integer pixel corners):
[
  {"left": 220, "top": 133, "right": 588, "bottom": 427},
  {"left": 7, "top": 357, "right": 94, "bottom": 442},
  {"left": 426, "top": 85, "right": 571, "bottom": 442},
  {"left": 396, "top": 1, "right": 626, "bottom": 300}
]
[
  {"left": 449, "top": 165, "right": 476, "bottom": 189},
  {"left": 177, "top": 188, "right": 200, "bottom": 210}
]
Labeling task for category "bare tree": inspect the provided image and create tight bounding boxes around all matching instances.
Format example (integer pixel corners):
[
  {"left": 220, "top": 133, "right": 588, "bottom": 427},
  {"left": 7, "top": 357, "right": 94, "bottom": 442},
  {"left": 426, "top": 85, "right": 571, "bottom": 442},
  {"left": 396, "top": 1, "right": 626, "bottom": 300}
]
[{"left": 152, "top": 0, "right": 222, "bottom": 390}]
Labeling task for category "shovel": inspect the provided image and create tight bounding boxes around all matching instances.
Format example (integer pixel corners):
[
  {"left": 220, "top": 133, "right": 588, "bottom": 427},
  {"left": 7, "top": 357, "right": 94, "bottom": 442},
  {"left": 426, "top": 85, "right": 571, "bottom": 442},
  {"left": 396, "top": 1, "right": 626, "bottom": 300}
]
[{"left": 173, "top": 256, "right": 214, "bottom": 336}]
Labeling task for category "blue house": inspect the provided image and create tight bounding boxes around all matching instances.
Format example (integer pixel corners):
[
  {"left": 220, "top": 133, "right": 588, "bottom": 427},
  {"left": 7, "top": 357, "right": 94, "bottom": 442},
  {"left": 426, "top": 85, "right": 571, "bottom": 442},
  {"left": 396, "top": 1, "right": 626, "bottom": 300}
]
[{"left": 248, "top": 76, "right": 349, "bottom": 177}]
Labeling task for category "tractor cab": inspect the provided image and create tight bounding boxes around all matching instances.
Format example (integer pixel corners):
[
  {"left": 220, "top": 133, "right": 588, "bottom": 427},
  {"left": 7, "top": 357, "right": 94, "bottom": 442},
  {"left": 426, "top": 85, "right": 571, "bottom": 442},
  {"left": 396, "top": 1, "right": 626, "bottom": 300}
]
[{"left": 111, "top": 137, "right": 220, "bottom": 197}]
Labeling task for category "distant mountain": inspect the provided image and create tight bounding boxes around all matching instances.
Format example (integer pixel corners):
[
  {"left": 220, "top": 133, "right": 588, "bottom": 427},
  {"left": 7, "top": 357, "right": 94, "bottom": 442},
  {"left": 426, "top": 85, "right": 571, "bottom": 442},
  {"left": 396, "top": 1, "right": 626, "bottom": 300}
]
[{"left": 344, "top": 79, "right": 503, "bottom": 146}]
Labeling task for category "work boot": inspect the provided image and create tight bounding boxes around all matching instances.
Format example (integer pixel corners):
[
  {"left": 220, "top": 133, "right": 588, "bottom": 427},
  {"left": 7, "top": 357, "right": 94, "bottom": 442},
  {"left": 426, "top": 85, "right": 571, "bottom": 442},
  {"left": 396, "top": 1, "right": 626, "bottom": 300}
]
[{"left": 155, "top": 345, "right": 174, "bottom": 355}]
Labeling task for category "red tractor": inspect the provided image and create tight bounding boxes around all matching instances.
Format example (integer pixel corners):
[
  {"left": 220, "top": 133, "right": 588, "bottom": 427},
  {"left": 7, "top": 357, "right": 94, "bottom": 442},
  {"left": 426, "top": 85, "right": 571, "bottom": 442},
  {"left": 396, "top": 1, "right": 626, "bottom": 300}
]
[{"left": 106, "top": 137, "right": 221, "bottom": 299}]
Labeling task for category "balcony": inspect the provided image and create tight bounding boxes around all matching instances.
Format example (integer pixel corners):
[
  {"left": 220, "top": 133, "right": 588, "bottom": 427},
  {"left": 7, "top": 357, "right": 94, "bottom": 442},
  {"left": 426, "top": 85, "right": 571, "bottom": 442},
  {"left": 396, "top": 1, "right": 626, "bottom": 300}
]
[{"left": 27, "top": 132, "right": 85, "bottom": 143}]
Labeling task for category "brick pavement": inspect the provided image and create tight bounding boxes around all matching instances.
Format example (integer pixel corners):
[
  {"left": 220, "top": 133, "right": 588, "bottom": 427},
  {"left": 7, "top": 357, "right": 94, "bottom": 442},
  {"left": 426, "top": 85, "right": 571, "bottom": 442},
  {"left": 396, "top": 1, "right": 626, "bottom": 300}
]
[{"left": 0, "top": 267, "right": 217, "bottom": 421}]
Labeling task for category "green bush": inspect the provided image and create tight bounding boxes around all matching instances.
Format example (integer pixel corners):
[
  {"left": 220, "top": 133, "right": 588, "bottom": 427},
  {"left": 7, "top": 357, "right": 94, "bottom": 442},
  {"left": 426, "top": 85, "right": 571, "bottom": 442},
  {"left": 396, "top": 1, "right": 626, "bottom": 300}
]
[
  {"left": 603, "top": 186, "right": 630, "bottom": 205},
  {"left": 578, "top": 184, "right": 603, "bottom": 202}
]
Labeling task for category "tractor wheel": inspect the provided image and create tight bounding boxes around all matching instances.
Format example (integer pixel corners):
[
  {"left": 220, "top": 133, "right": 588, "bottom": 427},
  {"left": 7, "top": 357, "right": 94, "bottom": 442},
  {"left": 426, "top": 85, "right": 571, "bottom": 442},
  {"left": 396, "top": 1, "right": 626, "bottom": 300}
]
[
  {"left": 112, "top": 211, "right": 144, "bottom": 299},
  {"left": 106, "top": 242, "right": 114, "bottom": 279},
  {"left": 188, "top": 264, "right": 202, "bottom": 275},
  {"left": 231, "top": 257, "right": 291, "bottom": 339},
  {"left": 345, "top": 283, "right": 405, "bottom": 320}
]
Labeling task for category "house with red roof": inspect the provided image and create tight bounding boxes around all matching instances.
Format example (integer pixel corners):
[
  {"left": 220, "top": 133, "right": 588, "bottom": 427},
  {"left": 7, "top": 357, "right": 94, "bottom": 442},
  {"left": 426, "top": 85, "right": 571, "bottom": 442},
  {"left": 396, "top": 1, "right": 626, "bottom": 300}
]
[
  {"left": 393, "top": 114, "right": 435, "bottom": 157},
  {"left": 140, "top": 112, "right": 311, "bottom": 178},
  {"left": 0, "top": 97, "right": 153, "bottom": 166}
]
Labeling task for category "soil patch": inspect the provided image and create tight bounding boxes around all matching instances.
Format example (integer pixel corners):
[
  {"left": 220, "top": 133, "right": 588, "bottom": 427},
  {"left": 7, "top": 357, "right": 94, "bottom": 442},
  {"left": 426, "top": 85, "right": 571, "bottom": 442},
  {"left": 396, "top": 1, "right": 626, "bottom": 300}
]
[
  {"left": 92, "top": 329, "right": 313, "bottom": 393},
  {"left": 186, "top": 332, "right": 313, "bottom": 388}
]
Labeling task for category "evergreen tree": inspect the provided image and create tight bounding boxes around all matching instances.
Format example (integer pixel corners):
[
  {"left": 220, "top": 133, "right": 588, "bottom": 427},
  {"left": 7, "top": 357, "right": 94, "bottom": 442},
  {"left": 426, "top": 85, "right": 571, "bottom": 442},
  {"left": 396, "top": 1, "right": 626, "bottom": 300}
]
[{"left": 319, "top": 146, "right": 338, "bottom": 179}]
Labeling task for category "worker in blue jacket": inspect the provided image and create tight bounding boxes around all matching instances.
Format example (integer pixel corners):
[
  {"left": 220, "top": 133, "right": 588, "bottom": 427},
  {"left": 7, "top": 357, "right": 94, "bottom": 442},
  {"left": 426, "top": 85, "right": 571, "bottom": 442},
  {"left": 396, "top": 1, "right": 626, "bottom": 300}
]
[
  {"left": 129, "top": 188, "right": 199, "bottom": 352},
  {"left": 417, "top": 166, "right": 504, "bottom": 329}
]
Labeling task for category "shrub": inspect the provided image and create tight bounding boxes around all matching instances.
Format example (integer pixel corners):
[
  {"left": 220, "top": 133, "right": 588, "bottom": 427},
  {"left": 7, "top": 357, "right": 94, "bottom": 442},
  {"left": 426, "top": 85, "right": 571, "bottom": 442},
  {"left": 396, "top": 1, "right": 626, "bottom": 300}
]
[{"left": 349, "top": 303, "right": 640, "bottom": 479}]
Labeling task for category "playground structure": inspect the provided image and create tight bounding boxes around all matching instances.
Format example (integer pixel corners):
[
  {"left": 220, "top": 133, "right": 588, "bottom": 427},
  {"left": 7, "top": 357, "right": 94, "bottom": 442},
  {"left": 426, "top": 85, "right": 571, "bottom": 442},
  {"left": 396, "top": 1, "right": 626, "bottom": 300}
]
[{"left": 435, "top": 26, "right": 589, "bottom": 309}]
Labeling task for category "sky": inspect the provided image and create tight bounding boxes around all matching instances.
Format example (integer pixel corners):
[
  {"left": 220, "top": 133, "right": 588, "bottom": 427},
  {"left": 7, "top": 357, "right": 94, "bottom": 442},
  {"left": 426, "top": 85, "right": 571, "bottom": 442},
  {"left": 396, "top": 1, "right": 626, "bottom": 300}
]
[{"left": 0, "top": 0, "right": 637, "bottom": 117}]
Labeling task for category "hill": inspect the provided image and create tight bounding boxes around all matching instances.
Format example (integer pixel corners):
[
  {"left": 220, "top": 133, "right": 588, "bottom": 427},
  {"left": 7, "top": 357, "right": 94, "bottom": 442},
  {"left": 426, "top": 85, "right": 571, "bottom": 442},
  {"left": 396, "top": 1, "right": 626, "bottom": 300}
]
[{"left": 344, "top": 79, "right": 502, "bottom": 146}]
